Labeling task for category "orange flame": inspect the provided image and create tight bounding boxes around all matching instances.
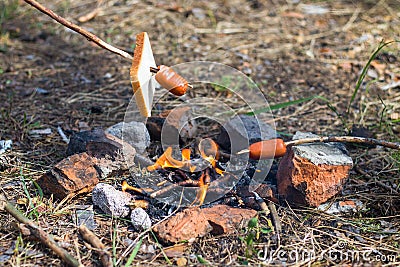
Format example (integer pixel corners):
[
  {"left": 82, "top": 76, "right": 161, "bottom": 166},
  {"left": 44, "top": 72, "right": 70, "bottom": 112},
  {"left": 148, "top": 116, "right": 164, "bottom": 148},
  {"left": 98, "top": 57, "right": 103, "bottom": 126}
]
[
  {"left": 147, "top": 138, "right": 224, "bottom": 175},
  {"left": 147, "top": 147, "right": 196, "bottom": 172},
  {"left": 198, "top": 138, "right": 225, "bottom": 175}
]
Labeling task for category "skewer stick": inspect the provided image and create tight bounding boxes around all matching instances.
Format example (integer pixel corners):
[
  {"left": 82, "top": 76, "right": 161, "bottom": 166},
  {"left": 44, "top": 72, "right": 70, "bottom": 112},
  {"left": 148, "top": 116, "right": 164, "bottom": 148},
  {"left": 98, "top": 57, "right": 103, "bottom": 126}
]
[
  {"left": 23, "top": 0, "right": 195, "bottom": 80},
  {"left": 237, "top": 136, "right": 400, "bottom": 155},
  {"left": 284, "top": 136, "right": 400, "bottom": 149}
]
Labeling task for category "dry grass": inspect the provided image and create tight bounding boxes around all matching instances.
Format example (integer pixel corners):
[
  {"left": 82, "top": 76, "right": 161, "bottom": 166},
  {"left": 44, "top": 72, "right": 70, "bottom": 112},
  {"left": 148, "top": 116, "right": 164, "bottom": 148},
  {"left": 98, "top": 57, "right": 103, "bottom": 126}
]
[{"left": 0, "top": 0, "right": 399, "bottom": 266}]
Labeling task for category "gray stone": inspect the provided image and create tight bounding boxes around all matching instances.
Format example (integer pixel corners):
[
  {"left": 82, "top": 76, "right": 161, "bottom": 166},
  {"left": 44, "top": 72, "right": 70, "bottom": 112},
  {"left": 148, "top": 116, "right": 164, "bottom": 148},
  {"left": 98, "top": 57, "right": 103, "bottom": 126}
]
[
  {"left": 75, "top": 205, "right": 96, "bottom": 230},
  {"left": 0, "top": 140, "right": 12, "bottom": 154},
  {"left": 217, "top": 115, "right": 276, "bottom": 152},
  {"left": 130, "top": 207, "right": 152, "bottom": 231},
  {"left": 92, "top": 183, "right": 133, "bottom": 217},
  {"left": 292, "top": 131, "right": 353, "bottom": 166},
  {"left": 318, "top": 200, "right": 364, "bottom": 214},
  {"left": 191, "top": 8, "right": 206, "bottom": 20},
  {"left": 106, "top": 121, "right": 150, "bottom": 154}
]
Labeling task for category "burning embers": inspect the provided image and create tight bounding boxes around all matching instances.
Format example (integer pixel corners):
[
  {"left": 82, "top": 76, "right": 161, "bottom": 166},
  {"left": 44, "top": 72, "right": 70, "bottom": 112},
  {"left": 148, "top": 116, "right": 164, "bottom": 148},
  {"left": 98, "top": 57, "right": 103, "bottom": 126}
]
[
  {"left": 124, "top": 138, "right": 227, "bottom": 205},
  {"left": 147, "top": 138, "right": 225, "bottom": 205}
]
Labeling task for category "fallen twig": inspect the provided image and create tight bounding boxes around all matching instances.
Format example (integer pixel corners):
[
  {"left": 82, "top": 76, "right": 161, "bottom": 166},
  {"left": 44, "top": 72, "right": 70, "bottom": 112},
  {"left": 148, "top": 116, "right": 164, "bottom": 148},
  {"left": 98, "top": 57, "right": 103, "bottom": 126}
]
[
  {"left": 252, "top": 191, "right": 270, "bottom": 215},
  {"left": 57, "top": 126, "right": 70, "bottom": 144},
  {"left": 253, "top": 191, "right": 281, "bottom": 235},
  {"left": 0, "top": 195, "right": 82, "bottom": 267},
  {"left": 23, "top": 0, "right": 132, "bottom": 61},
  {"left": 267, "top": 201, "right": 282, "bottom": 234},
  {"left": 79, "top": 224, "right": 112, "bottom": 267}
]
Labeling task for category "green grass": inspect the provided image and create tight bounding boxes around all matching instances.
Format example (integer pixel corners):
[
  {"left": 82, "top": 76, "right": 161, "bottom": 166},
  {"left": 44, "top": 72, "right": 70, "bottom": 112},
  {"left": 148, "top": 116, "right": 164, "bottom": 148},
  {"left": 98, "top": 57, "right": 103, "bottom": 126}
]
[
  {"left": 240, "top": 216, "right": 272, "bottom": 262},
  {"left": 20, "top": 170, "right": 44, "bottom": 220},
  {"left": 196, "top": 254, "right": 210, "bottom": 265},
  {"left": 347, "top": 40, "right": 398, "bottom": 114},
  {"left": 112, "top": 220, "right": 118, "bottom": 266},
  {"left": 124, "top": 236, "right": 143, "bottom": 267},
  {"left": 150, "top": 230, "right": 172, "bottom": 265},
  {"left": 246, "top": 95, "right": 330, "bottom": 116}
]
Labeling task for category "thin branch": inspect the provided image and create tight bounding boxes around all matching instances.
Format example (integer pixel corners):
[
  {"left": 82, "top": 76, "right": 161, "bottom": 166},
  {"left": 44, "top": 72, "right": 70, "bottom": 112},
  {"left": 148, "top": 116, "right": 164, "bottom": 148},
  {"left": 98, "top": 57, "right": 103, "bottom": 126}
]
[
  {"left": 23, "top": 0, "right": 132, "bottom": 61},
  {"left": 267, "top": 201, "right": 282, "bottom": 234},
  {"left": 0, "top": 197, "right": 82, "bottom": 267},
  {"left": 253, "top": 192, "right": 281, "bottom": 234},
  {"left": 285, "top": 136, "right": 400, "bottom": 149},
  {"left": 252, "top": 191, "right": 270, "bottom": 215},
  {"left": 79, "top": 224, "right": 112, "bottom": 267}
]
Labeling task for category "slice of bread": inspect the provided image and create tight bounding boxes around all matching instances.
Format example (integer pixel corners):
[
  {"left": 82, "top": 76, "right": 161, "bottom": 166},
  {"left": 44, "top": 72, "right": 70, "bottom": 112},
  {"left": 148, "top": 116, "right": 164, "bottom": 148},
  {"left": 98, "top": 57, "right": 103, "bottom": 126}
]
[{"left": 130, "top": 32, "right": 157, "bottom": 117}]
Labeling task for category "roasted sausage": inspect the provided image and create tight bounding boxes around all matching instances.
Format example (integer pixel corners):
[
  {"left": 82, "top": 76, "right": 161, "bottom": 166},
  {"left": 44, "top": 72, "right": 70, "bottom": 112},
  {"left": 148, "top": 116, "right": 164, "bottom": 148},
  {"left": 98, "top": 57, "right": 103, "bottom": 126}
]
[
  {"left": 248, "top": 139, "right": 287, "bottom": 160},
  {"left": 155, "top": 65, "right": 190, "bottom": 96}
]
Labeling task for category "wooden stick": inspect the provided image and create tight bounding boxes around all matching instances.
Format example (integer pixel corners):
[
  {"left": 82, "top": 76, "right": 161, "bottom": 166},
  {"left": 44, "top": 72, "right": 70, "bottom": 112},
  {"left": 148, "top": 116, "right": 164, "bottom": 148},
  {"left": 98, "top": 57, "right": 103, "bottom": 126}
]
[
  {"left": 238, "top": 136, "right": 400, "bottom": 155},
  {"left": 23, "top": 0, "right": 132, "bottom": 61},
  {"left": 252, "top": 191, "right": 270, "bottom": 215},
  {"left": 285, "top": 136, "right": 400, "bottom": 149},
  {"left": 267, "top": 201, "right": 282, "bottom": 234},
  {"left": 252, "top": 191, "right": 281, "bottom": 234},
  {"left": 149, "top": 179, "right": 199, "bottom": 199},
  {"left": 79, "top": 225, "right": 112, "bottom": 267},
  {"left": 0, "top": 198, "right": 82, "bottom": 267}
]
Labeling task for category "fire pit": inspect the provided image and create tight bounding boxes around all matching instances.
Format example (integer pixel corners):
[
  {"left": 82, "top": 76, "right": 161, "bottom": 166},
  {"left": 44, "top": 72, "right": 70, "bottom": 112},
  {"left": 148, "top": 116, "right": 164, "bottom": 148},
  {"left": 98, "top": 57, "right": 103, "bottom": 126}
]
[{"left": 124, "top": 138, "right": 238, "bottom": 205}]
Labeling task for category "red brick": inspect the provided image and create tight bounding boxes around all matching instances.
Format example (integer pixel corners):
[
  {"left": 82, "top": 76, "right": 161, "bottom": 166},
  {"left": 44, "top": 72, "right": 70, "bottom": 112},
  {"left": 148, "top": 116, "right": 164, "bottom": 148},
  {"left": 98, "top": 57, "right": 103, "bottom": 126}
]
[
  {"left": 277, "top": 147, "right": 352, "bottom": 207},
  {"left": 153, "top": 205, "right": 256, "bottom": 244},
  {"left": 37, "top": 153, "right": 99, "bottom": 199}
]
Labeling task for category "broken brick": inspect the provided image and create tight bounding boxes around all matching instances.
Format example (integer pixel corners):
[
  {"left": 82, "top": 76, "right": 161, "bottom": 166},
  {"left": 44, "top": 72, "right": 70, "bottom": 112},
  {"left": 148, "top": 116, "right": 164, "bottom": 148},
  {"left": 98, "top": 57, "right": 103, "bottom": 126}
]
[
  {"left": 37, "top": 153, "right": 100, "bottom": 199},
  {"left": 66, "top": 129, "right": 136, "bottom": 166},
  {"left": 38, "top": 130, "right": 137, "bottom": 199},
  {"left": 66, "top": 128, "right": 106, "bottom": 156},
  {"left": 277, "top": 132, "right": 353, "bottom": 207},
  {"left": 153, "top": 205, "right": 256, "bottom": 244},
  {"left": 202, "top": 205, "right": 257, "bottom": 235}
]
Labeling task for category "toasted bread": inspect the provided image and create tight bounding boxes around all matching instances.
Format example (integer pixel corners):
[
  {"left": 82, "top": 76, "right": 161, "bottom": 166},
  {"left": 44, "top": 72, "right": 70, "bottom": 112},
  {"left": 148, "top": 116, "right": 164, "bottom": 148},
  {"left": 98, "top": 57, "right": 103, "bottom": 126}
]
[{"left": 130, "top": 32, "right": 156, "bottom": 117}]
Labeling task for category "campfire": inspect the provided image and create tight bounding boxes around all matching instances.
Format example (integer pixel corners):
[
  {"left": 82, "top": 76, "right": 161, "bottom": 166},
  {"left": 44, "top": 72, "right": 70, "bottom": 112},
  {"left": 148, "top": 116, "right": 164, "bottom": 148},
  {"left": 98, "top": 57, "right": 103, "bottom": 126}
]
[{"left": 134, "top": 138, "right": 226, "bottom": 205}]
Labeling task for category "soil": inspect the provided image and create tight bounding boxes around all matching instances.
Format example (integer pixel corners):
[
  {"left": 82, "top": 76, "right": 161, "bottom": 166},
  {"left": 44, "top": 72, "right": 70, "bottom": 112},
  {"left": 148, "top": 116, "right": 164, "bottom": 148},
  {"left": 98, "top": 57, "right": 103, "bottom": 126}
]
[{"left": 0, "top": 0, "right": 399, "bottom": 266}]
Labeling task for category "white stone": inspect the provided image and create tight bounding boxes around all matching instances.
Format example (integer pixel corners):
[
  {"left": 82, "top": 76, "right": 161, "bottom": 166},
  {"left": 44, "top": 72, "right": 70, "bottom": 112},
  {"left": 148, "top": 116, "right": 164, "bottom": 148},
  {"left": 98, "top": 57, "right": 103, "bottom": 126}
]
[
  {"left": 92, "top": 183, "right": 133, "bottom": 217},
  {"left": 106, "top": 121, "right": 150, "bottom": 154},
  {"left": 130, "top": 207, "right": 152, "bottom": 231},
  {"left": 292, "top": 131, "right": 353, "bottom": 166}
]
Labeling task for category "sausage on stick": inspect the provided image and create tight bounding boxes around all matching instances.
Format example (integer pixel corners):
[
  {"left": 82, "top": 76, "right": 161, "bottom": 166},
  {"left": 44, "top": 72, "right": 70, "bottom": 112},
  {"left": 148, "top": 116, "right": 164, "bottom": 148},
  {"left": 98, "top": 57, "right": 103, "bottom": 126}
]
[{"left": 239, "top": 136, "right": 400, "bottom": 160}]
